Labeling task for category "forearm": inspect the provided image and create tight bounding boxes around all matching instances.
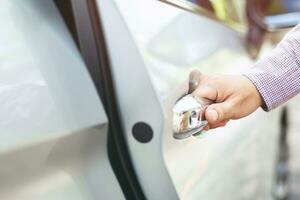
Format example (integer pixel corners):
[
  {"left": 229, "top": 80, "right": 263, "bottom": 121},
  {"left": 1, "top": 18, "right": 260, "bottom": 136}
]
[{"left": 244, "top": 24, "right": 300, "bottom": 111}]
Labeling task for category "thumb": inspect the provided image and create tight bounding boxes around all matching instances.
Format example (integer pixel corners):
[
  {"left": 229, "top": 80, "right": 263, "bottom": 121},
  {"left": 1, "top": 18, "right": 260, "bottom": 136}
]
[{"left": 205, "top": 101, "right": 235, "bottom": 124}]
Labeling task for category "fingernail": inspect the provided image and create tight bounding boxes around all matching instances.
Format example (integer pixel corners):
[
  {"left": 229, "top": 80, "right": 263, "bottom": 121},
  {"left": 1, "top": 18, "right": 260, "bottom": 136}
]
[{"left": 207, "top": 108, "right": 218, "bottom": 122}]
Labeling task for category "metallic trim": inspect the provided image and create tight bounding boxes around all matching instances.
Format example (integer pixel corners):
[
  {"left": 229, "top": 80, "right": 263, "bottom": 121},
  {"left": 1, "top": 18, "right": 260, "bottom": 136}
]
[{"left": 159, "top": 0, "right": 219, "bottom": 22}]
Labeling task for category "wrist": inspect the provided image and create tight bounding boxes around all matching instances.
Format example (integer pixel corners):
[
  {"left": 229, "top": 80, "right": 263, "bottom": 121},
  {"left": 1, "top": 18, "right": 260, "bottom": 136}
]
[{"left": 242, "top": 75, "right": 264, "bottom": 108}]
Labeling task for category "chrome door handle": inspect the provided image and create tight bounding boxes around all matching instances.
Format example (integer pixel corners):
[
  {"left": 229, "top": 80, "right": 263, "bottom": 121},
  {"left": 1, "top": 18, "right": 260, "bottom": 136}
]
[
  {"left": 173, "top": 95, "right": 212, "bottom": 139},
  {"left": 173, "top": 70, "right": 212, "bottom": 139}
]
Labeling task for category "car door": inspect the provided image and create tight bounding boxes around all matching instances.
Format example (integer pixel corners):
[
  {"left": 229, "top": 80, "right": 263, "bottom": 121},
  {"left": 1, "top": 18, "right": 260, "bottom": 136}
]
[
  {"left": 0, "top": 1, "right": 125, "bottom": 199},
  {"left": 96, "top": 0, "right": 283, "bottom": 199}
]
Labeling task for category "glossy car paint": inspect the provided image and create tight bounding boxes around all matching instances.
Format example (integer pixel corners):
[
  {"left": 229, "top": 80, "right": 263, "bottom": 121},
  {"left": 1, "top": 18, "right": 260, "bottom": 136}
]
[
  {"left": 98, "top": 0, "right": 282, "bottom": 199},
  {"left": 0, "top": 1, "right": 124, "bottom": 199}
]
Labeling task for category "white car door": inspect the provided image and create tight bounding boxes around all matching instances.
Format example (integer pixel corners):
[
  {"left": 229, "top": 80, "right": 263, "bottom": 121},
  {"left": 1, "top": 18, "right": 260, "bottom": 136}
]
[
  {"left": 97, "top": 0, "right": 283, "bottom": 199},
  {"left": 0, "top": 1, "right": 124, "bottom": 199}
]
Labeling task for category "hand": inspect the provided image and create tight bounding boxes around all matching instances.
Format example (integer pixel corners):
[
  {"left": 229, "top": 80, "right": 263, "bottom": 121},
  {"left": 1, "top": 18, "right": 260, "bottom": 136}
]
[{"left": 189, "top": 70, "right": 263, "bottom": 130}]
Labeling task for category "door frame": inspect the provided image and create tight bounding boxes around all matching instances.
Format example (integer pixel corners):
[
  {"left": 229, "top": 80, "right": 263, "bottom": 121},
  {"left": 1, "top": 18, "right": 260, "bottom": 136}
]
[{"left": 68, "top": 0, "right": 146, "bottom": 199}]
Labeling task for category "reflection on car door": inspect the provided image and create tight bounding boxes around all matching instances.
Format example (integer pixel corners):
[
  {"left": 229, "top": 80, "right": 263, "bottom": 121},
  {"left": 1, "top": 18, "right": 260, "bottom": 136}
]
[
  {"left": 96, "top": 0, "right": 283, "bottom": 199},
  {"left": 0, "top": 0, "right": 124, "bottom": 199}
]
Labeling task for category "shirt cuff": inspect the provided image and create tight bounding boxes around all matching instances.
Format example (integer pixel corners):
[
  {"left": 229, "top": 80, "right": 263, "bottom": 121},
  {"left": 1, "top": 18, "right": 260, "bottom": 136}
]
[{"left": 244, "top": 47, "right": 300, "bottom": 111}]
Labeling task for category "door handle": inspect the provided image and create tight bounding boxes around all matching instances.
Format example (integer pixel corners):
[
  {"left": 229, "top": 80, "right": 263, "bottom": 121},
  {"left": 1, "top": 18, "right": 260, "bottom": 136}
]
[
  {"left": 172, "top": 70, "right": 212, "bottom": 139},
  {"left": 173, "top": 95, "right": 211, "bottom": 139}
]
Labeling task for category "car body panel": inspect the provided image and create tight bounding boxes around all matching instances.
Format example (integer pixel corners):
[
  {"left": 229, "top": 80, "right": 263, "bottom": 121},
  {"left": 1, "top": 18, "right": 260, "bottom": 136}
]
[
  {"left": 96, "top": 0, "right": 178, "bottom": 199},
  {"left": 100, "top": 0, "right": 282, "bottom": 199},
  {"left": 0, "top": 1, "right": 124, "bottom": 199}
]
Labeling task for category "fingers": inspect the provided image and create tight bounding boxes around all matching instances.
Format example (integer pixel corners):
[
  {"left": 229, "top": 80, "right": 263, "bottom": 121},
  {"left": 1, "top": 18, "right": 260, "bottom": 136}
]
[
  {"left": 192, "top": 84, "right": 232, "bottom": 123},
  {"left": 192, "top": 84, "right": 233, "bottom": 130},
  {"left": 190, "top": 73, "right": 237, "bottom": 131},
  {"left": 192, "top": 85, "right": 217, "bottom": 102},
  {"left": 204, "top": 119, "right": 229, "bottom": 131},
  {"left": 188, "top": 70, "right": 202, "bottom": 93},
  {"left": 205, "top": 107, "right": 219, "bottom": 122},
  {"left": 205, "top": 101, "right": 235, "bottom": 124}
]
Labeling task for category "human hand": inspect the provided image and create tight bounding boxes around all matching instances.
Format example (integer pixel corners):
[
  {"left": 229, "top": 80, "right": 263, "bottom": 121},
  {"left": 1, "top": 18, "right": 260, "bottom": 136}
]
[{"left": 189, "top": 70, "right": 263, "bottom": 130}]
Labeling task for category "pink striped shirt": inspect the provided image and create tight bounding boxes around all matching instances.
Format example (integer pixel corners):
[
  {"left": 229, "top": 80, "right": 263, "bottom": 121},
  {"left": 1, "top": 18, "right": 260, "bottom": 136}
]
[{"left": 244, "top": 24, "right": 300, "bottom": 111}]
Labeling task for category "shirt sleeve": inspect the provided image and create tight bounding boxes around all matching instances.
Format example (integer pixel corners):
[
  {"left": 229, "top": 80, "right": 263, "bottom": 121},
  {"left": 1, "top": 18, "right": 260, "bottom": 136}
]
[{"left": 244, "top": 24, "right": 300, "bottom": 111}]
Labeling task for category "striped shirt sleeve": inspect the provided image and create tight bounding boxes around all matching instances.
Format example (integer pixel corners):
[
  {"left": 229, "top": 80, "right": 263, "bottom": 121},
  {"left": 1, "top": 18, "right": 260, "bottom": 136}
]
[{"left": 244, "top": 24, "right": 300, "bottom": 111}]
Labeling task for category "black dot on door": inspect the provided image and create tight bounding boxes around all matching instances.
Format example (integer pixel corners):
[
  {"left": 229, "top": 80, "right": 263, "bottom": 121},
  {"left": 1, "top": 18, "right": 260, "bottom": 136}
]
[{"left": 132, "top": 122, "right": 153, "bottom": 143}]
